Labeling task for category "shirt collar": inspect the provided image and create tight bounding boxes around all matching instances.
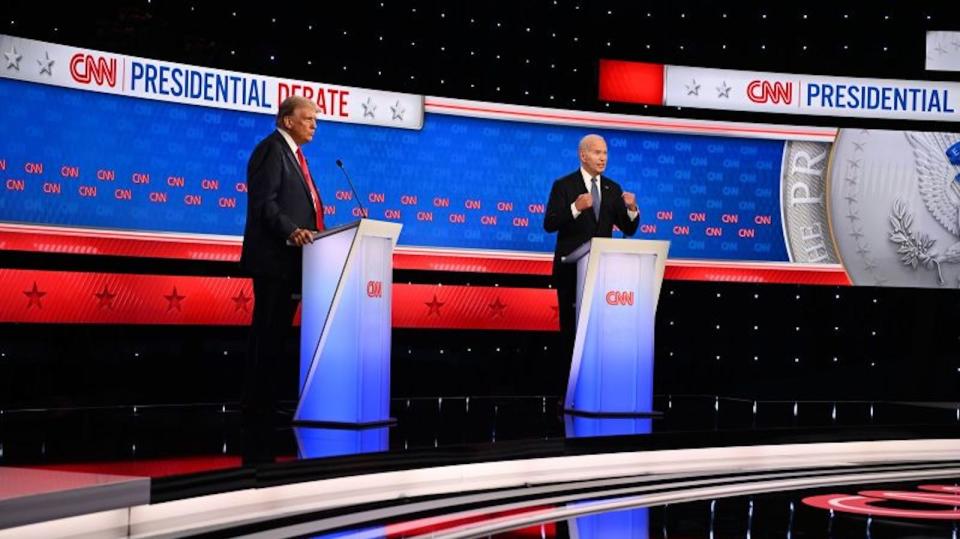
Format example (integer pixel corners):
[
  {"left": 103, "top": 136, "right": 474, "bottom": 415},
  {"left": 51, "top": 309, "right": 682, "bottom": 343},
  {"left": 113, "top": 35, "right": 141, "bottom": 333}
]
[
  {"left": 580, "top": 167, "right": 599, "bottom": 185},
  {"left": 277, "top": 128, "right": 299, "bottom": 155}
]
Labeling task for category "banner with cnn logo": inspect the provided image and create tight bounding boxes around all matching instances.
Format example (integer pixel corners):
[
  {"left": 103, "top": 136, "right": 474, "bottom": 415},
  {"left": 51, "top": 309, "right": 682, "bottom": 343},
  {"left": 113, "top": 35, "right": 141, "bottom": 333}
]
[{"left": 599, "top": 60, "right": 960, "bottom": 122}]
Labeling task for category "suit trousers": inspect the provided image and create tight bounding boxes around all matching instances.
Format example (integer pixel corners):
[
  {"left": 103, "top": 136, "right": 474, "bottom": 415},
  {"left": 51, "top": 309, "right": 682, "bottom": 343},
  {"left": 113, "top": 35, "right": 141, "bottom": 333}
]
[
  {"left": 245, "top": 274, "right": 300, "bottom": 417},
  {"left": 553, "top": 261, "right": 578, "bottom": 397}
]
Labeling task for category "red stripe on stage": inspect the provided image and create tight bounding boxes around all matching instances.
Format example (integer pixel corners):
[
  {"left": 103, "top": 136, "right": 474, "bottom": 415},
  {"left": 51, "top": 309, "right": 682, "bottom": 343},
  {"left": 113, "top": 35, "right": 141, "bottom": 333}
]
[
  {"left": 598, "top": 59, "right": 666, "bottom": 105},
  {"left": 0, "top": 227, "right": 851, "bottom": 285},
  {"left": 0, "top": 269, "right": 560, "bottom": 330},
  {"left": 393, "top": 284, "right": 559, "bottom": 331},
  {"left": 27, "top": 456, "right": 243, "bottom": 478},
  {"left": 0, "top": 265, "right": 848, "bottom": 326},
  {"left": 664, "top": 264, "right": 852, "bottom": 286},
  {"left": 0, "top": 226, "right": 242, "bottom": 261}
]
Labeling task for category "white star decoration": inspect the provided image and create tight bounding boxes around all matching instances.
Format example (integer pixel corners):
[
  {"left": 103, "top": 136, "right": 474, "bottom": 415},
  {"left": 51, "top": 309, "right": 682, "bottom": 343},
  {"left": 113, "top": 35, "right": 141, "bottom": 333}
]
[
  {"left": 390, "top": 100, "right": 405, "bottom": 121},
  {"left": 4, "top": 46, "right": 22, "bottom": 70},
  {"left": 361, "top": 97, "right": 377, "bottom": 119},
  {"left": 685, "top": 79, "right": 700, "bottom": 96},
  {"left": 37, "top": 51, "right": 54, "bottom": 76},
  {"left": 716, "top": 81, "right": 732, "bottom": 98}
]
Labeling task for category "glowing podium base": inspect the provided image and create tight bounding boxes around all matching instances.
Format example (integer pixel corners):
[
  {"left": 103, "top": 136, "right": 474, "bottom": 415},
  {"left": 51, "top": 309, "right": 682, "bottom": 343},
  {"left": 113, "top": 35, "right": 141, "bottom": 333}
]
[
  {"left": 563, "top": 238, "right": 669, "bottom": 417},
  {"left": 294, "top": 219, "right": 402, "bottom": 427}
]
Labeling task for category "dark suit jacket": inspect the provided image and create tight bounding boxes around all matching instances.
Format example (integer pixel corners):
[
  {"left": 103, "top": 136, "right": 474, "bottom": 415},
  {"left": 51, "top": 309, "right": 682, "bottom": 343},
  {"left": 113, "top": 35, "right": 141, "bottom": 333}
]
[
  {"left": 240, "top": 130, "right": 319, "bottom": 278},
  {"left": 543, "top": 170, "right": 640, "bottom": 266}
]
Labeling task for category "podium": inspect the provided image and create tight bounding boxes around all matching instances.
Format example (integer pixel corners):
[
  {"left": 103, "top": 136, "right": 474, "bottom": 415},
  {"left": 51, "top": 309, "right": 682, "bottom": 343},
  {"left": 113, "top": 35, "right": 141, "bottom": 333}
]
[
  {"left": 294, "top": 219, "right": 402, "bottom": 427},
  {"left": 563, "top": 238, "right": 669, "bottom": 416}
]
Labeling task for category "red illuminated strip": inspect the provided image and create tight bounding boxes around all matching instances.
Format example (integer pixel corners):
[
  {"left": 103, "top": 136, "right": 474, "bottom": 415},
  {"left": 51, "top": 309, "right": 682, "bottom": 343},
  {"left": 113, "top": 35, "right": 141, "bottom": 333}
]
[
  {"left": 394, "top": 284, "right": 558, "bottom": 331},
  {"left": 598, "top": 59, "right": 665, "bottom": 105},
  {"left": 0, "top": 224, "right": 241, "bottom": 261},
  {"left": 28, "top": 456, "right": 242, "bottom": 478},
  {"left": 0, "top": 269, "right": 254, "bottom": 325},
  {"left": 0, "top": 225, "right": 850, "bottom": 284},
  {"left": 665, "top": 260, "right": 851, "bottom": 286},
  {"left": 0, "top": 269, "right": 560, "bottom": 329}
]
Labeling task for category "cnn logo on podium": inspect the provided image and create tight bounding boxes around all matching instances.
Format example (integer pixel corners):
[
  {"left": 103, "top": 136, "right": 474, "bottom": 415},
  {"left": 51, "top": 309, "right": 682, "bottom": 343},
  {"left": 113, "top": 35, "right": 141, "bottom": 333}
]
[
  {"left": 605, "top": 290, "right": 634, "bottom": 306},
  {"left": 366, "top": 280, "right": 383, "bottom": 298}
]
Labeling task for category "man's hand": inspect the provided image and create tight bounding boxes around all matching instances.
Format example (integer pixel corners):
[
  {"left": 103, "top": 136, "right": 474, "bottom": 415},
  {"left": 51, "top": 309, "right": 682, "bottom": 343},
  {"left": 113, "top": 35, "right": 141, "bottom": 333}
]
[
  {"left": 574, "top": 193, "right": 594, "bottom": 212},
  {"left": 622, "top": 191, "right": 637, "bottom": 212},
  {"left": 288, "top": 228, "right": 314, "bottom": 246}
]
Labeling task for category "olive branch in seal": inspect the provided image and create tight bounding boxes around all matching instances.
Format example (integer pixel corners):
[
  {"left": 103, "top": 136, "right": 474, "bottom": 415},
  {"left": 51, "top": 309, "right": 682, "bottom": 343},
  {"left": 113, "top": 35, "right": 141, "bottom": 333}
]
[{"left": 888, "top": 199, "right": 944, "bottom": 283}]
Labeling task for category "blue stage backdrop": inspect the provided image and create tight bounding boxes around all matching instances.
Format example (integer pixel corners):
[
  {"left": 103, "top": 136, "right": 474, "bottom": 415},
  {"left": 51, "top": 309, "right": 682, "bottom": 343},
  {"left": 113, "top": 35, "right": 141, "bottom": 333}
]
[{"left": 0, "top": 78, "right": 789, "bottom": 261}]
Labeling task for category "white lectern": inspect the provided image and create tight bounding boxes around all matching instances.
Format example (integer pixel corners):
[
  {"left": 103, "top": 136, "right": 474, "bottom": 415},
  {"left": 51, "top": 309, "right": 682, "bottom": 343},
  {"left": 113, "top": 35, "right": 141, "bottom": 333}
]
[
  {"left": 563, "top": 238, "right": 669, "bottom": 416},
  {"left": 294, "top": 219, "right": 402, "bottom": 427}
]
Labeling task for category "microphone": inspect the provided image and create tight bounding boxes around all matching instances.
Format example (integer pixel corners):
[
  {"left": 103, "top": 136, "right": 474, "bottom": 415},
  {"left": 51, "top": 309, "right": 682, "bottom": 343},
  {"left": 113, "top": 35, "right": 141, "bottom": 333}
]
[{"left": 335, "top": 159, "right": 366, "bottom": 219}]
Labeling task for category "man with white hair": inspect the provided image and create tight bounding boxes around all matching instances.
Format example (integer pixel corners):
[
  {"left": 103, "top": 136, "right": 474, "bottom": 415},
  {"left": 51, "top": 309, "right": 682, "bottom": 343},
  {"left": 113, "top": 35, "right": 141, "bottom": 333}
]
[
  {"left": 543, "top": 134, "right": 639, "bottom": 395},
  {"left": 240, "top": 96, "right": 324, "bottom": 444}
]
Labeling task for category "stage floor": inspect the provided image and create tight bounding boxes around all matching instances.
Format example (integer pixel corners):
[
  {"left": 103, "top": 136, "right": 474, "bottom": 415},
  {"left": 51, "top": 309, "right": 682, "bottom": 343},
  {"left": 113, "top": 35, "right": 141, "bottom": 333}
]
[{"left": 2, "top": 395, "right": 959, "bottom": 537}]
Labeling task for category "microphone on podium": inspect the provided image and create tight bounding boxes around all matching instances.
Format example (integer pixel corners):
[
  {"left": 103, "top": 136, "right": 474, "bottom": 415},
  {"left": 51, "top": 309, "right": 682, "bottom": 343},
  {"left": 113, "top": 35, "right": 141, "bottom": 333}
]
[{"left": 335, "top": 159, "right": 366, "bottom": 218}]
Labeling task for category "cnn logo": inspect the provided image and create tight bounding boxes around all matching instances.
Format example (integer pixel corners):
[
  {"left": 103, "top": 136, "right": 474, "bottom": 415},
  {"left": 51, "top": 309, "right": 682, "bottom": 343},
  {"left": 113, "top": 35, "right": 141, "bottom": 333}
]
[
  {"left": 746, "top": 80, "right": 792, "bottom": 105},
  {"left": 605, "top": 291, "right": 634, "bottom": 306},
  {"left": 366, "top": 280, "right": 383, "bottom": 298},
  {"left": 69, "top": 54, "right": 118, "bottom": 87}
]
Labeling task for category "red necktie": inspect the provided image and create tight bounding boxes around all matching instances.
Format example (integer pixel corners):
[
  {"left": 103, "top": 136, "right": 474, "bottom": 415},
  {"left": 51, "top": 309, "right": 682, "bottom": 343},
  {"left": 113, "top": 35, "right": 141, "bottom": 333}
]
[{"left": 295, "top": 147, "right": 325, "bottom": 231}]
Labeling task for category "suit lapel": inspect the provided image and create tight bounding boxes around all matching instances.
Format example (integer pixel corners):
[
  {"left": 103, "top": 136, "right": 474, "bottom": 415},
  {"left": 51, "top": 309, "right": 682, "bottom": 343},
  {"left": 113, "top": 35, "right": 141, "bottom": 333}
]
[
  {"left": 598, "top": 175, "right": 611, "bottom": 225},
  {"left": 569, "top": 172, "right": 597, "bottom": 226},
  {"left": 275, "top": 131, "right": 312, "bottom": 200}
]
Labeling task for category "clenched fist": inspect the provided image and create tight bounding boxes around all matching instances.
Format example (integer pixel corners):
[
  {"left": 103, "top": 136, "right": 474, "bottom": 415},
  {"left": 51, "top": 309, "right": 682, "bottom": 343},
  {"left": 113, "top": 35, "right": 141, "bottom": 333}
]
[
  {"left": 622, "top": 191, "right": 637, "bottom": 211},
  {"left": 575, "top": 193, "right": 594, "bottom": 212}
]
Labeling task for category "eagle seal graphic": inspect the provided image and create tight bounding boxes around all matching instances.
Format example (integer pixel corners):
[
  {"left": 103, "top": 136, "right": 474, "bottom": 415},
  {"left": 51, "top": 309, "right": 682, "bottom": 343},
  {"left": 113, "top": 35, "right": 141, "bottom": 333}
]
[{"left": 894, "top": 133, "right": 960, "bottom": 284}]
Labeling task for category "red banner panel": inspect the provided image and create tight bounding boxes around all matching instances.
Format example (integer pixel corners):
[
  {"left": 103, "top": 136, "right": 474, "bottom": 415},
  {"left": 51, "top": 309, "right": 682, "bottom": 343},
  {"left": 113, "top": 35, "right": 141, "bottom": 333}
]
[
  {"left": 664, "top": 261, "right": 851, "bottom": 286},
  {"left": 393, "top": 284, "right": 559, "bottom": 331},
  {"left": 0, "top": 270, "right": 560, "bottom": 330},
  {"left": 598, "top": 60, "right": 665, "bottom": 105}
]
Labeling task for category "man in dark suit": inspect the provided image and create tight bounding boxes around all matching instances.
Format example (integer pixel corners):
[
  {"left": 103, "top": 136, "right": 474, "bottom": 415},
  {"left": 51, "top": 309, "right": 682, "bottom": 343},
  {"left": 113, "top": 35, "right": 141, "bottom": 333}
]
[
  {"left": 241, "top": 96, "right": 325, "bottom": 436},
  {"left": 544, "top": 134, "right": 640, "bottom": 394}
]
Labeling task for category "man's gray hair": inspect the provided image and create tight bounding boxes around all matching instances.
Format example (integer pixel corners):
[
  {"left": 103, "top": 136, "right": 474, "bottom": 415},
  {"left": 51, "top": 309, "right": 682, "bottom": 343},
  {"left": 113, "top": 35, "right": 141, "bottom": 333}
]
[
  {"left": 276, "top": 96, "right": 316, "bottom": 128},
  {"left": 578, "top": 134, "right": 605, "bottom": 152}
]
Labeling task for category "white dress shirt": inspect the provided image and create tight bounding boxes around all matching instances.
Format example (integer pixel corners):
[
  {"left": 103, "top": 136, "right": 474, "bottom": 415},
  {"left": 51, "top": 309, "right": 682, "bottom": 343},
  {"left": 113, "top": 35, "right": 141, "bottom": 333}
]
[
  {"left": 277, "top": 128, "right": 299, "bottom": 154},
  {"left": 570, "top": 167, "right": 639, "bottom": 221}
]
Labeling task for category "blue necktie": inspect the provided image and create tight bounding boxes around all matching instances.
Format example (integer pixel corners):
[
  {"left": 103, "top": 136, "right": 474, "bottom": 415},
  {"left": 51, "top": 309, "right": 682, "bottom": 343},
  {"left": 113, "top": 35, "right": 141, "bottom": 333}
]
[{"left": 590, "top": 177, "right": 600, "bottom": 220}]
